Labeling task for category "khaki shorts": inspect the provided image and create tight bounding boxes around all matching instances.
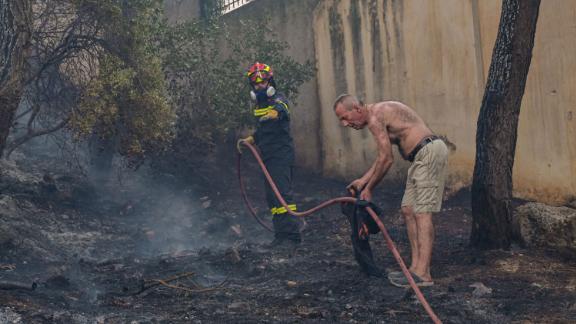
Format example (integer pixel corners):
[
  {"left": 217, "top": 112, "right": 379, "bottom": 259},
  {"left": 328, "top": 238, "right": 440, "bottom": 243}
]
[{"left": 401, "top": 139, "right": 448, "bottom": 213}]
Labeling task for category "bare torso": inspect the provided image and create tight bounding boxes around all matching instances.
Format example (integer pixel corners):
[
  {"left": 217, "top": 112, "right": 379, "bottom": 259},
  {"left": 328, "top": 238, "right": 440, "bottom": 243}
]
[{"left": 366, "top": 101, "right": 433, "bottom": 159}]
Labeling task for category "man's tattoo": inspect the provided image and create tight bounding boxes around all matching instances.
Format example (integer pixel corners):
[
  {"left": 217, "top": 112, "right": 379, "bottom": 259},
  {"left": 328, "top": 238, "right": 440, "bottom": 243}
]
[{"left": 395, "top": 107, "right": 418, "bottom": 123}]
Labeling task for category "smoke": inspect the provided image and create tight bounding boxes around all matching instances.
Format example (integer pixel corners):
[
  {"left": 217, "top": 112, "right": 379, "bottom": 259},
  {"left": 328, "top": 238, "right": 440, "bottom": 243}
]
[{"left": 91, "top": 163, "right": 212, "bottom": 256}]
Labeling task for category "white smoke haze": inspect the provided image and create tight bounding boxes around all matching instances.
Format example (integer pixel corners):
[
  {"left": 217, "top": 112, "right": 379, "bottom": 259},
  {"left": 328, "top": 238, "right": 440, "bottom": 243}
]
[
  {"left": 9, "top": 132, "right": 234, "bottom": 257},
  {"left": 89, "top": 163, "right": 213, "bottom": 256}
]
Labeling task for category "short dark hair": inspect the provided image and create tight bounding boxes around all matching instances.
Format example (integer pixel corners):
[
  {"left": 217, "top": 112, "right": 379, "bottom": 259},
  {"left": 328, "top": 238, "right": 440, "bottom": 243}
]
[{"left": 333, "top": 94, "right": 363, "bottom": 111}]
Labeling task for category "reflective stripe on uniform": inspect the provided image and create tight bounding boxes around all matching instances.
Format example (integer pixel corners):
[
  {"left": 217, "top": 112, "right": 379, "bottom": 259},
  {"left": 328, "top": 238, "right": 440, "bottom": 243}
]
[
  {"left": 253, "top": 106, "right": 273, "bottom": 117},
  {"left": 271, "top": 204, "right": 297, "bottom": 215},
  {"left": 275, "top": 100, "right": 289, "bottom": 115}
]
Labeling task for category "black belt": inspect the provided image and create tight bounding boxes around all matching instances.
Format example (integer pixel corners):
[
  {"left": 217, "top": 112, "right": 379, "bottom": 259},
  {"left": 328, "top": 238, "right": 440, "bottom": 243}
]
[{"left": 406, "top": 135, "right": 440, "bottom": 162}]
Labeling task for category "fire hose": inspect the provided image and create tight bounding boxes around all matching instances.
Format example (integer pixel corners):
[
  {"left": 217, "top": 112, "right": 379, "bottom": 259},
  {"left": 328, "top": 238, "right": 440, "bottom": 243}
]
[{"left": 237, "top": 142, "right": 442, "bottom": 324}]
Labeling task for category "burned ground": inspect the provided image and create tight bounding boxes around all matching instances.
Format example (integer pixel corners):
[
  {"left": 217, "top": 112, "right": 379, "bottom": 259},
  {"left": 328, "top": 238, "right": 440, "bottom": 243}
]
[{"left": 0, "top": 152, "right": 575, "bottom": 323}]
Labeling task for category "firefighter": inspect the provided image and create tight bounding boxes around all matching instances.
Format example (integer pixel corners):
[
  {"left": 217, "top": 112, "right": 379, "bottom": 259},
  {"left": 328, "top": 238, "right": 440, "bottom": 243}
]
[{"left": 237, "top": 62, "right": 303, "bottom": 247}]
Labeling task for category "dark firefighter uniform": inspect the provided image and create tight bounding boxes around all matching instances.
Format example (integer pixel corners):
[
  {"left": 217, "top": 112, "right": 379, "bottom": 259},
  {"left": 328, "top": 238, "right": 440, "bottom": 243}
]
[
  {"left": 239, "top": 62, "right": 303, "bottom": 244},
  {"left": 253, "top": 94, "right": 303, "bottom": 243}
]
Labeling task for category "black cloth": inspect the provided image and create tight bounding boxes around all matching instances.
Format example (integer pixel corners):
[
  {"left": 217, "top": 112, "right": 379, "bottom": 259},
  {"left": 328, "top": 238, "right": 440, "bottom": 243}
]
[
  {"left": 264, "top": 160, "right": 302, "bottom": 241},
  {"left": 252, "top": 93, "right": 295, "bottom": 164},
  {"left": 341, "top": 197, "right": 384, "bottom": 277}
]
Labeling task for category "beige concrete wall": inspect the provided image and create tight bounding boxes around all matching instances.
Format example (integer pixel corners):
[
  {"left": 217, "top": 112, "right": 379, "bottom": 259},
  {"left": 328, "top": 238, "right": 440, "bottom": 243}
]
[
  {"left": 314, "top": 0, "right": 483, "bottom": 187},
  {"left": 165, "top": 0, "right": 576, "bottom": 204},
  {"left": 313, "top": 0, "right": 576, "bottom": 204}
]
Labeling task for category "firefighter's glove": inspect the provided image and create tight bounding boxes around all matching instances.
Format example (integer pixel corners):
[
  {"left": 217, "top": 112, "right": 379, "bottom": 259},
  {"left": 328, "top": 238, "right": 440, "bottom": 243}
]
[
  {"left": 258, "top": 109, "right": 279, "bottom": 122},
  {"left": 236, "top": 135, "right": 254, "bottom": 154}
]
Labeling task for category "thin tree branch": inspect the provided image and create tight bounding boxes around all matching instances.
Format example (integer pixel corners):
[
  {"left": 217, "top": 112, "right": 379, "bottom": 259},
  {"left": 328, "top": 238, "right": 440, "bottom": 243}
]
[{"left": 5, "top": 115, "right": 70, "bottom": 158}]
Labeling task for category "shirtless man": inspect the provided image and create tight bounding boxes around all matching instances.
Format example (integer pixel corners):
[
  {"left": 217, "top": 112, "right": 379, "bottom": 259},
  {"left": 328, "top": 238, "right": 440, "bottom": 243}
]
[{"left": 333, "top": 94, "right": 448, "bottom": 287}]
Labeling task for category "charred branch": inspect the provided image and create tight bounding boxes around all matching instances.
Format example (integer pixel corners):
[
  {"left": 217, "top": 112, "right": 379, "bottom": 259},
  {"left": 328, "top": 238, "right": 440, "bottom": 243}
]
[
  {"left": 5, "top": 115, "right": 70, "bottom": 158},
  {"left": 0, "top": 280, "right": 37, "bottom": 291}
]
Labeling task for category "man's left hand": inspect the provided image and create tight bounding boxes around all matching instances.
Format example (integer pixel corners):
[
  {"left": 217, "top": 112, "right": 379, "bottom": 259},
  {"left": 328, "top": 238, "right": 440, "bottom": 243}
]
[{"left": 359, "top": 189, "right": 372, "bottom": 202}]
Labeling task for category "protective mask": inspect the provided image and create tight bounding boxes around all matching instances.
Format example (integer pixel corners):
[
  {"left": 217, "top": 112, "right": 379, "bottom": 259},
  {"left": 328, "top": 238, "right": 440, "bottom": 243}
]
[{"left": 250, "top": 86, "right": 276, "bottom": 102}]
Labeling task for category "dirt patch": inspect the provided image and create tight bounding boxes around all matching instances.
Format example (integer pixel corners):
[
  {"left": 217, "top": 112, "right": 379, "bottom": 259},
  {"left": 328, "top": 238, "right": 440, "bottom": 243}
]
[{"left": 0, "top": 154, "right": 575, "bottom": 323}]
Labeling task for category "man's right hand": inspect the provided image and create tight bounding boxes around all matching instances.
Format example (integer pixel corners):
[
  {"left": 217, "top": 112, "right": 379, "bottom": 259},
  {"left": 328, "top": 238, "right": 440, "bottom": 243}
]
[
  {"left": 347, "top": 179, "right": 367, "bottom": 195},
  {"left": 236, "top": 135, "right": 254, "bottom": 154}
]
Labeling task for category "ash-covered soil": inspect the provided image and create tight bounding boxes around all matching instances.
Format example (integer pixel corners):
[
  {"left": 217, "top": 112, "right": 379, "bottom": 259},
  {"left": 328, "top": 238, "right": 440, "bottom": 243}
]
[{"left": 0, "top": 152, "right": 575, "bottom": 323}]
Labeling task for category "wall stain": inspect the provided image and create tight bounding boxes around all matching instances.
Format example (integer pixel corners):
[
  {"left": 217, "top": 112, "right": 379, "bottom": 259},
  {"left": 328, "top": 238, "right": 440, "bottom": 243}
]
[
  {"left": 349, "top": 0, "right": 366, "bottom": 101},
  {"left": 349, "top": 1, "right": 368, "bottom": 141},
  {"left": 328, "top": 5, "right": 347, "bottom": 95},
  {"left": 370, "top": 0, "right": 384, "bottom": 100},
  {"left": 391, "top": 0, "right": 407, "bottom": 88},
  {"left": 382, "top": 0, "right": 392, "bottom": 64},
  {"left": 328, "top": 3, "right": 351, "bottom": 146}
]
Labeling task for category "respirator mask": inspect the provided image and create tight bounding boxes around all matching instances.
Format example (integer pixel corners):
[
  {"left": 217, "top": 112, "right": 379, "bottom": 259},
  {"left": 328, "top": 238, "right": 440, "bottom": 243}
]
[{"left": 250, "top": 86, "right": 276, "bottom": 102}]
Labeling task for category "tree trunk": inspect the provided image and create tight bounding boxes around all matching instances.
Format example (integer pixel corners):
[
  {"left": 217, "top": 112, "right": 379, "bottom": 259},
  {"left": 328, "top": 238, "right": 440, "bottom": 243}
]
[
  {"left": 0, "top": 0, "right": 32, "bottom": 158},
  {"left": 471, "top": 0, "right": 541, "bottom": 249}
]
